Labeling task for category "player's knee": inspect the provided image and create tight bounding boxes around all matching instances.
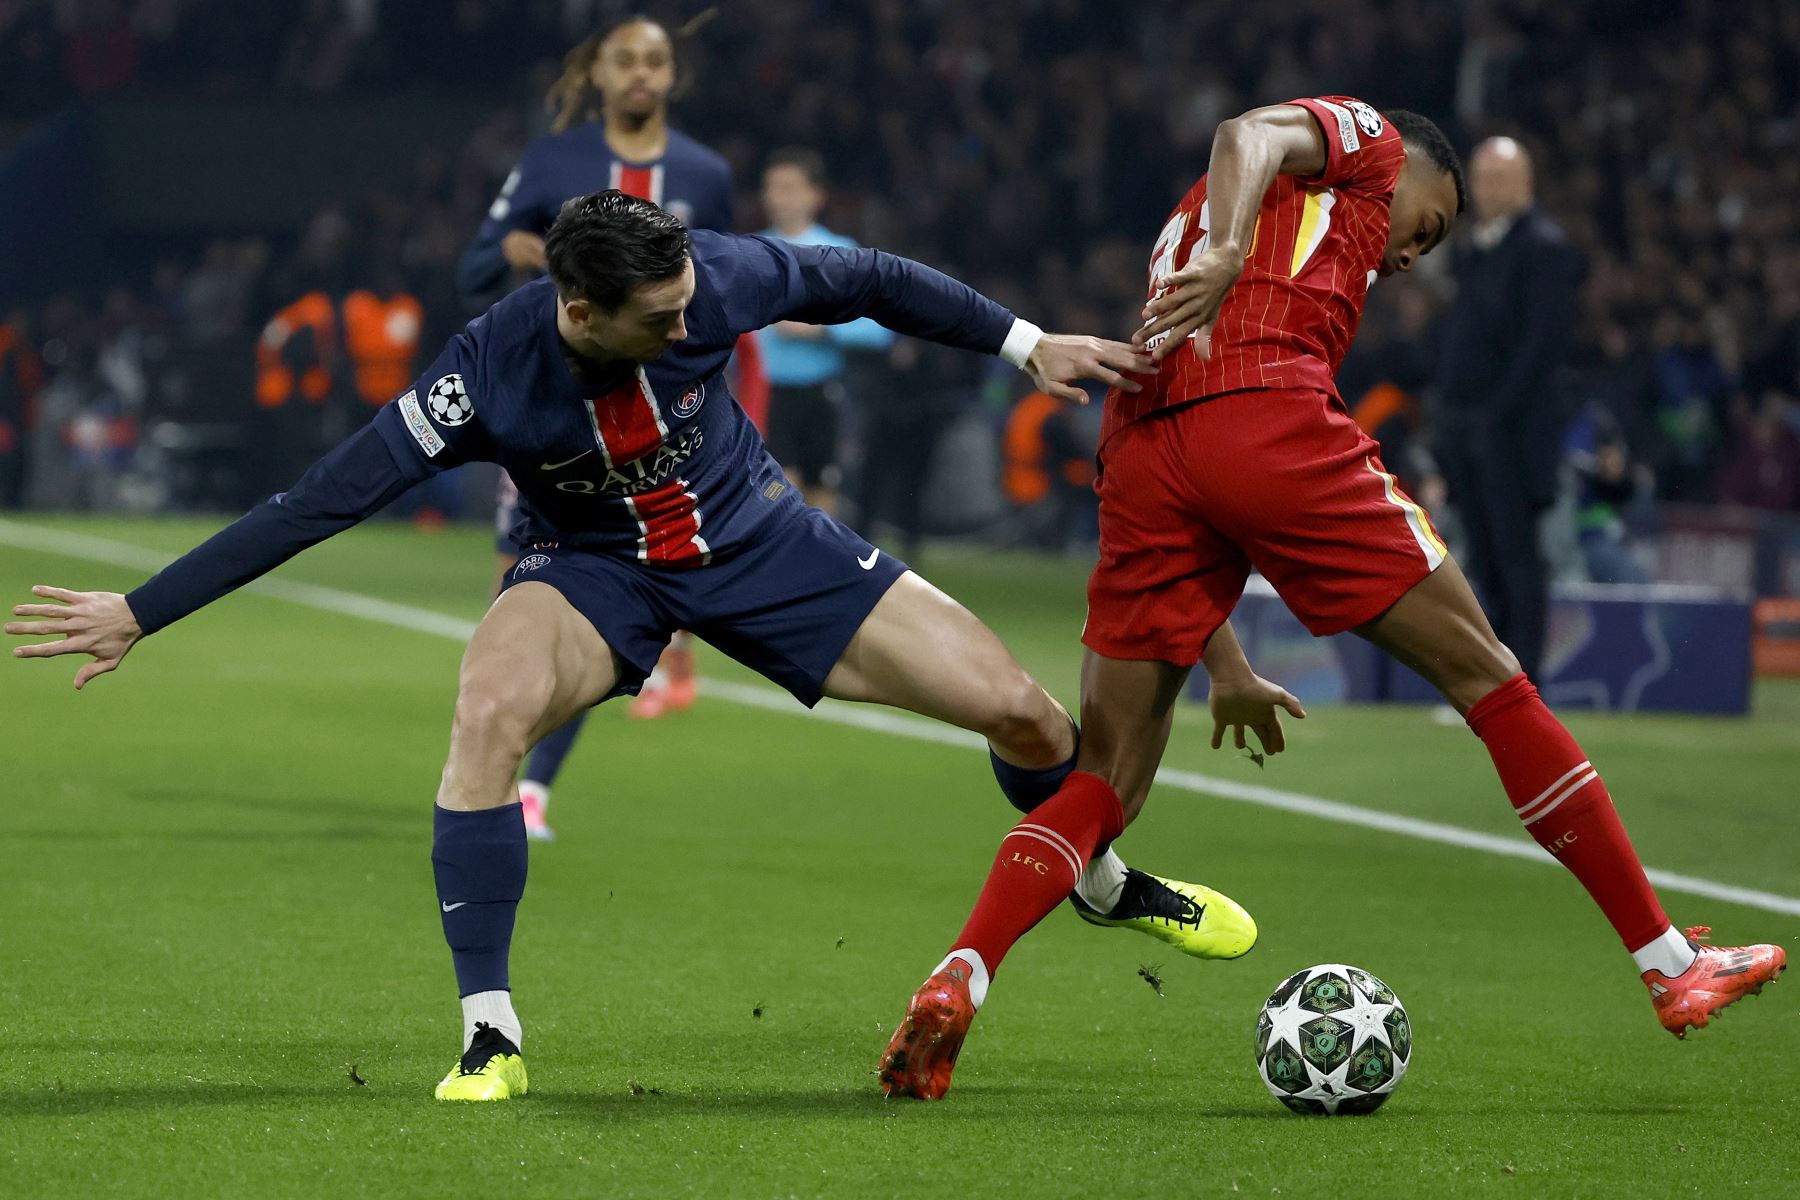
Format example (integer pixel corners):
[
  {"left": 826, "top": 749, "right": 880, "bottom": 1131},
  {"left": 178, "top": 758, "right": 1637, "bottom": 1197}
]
[
  {"left": 1440, "top": 631, "right": 1523, "bottom": 711},
  {"left": 980, "top": 675, "right": 1064, "bottom": 762},
  {"left": 452, "top": 672, "right": 551, "bottom": 757}
]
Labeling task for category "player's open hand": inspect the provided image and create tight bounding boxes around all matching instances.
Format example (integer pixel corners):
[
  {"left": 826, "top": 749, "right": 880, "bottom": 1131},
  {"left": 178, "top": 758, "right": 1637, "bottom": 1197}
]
[
  {"left": 1135, "top": 245, "right": 1245, "bottom": 362},
  {"left": 1026, "top": 334, "right": 1154, "bottom": 404},
  {"left": 1209, "top": 671, "right": 1306, "bottom": 756},
  {"left": 6, "top": 586, "right": 143, "bottom": 689}
]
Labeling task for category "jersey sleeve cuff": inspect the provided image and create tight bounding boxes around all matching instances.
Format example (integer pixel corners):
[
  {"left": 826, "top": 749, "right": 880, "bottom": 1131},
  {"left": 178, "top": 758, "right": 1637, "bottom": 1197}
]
[{"left": 999, "top": 318, "right": 1045, "bottom": 370}]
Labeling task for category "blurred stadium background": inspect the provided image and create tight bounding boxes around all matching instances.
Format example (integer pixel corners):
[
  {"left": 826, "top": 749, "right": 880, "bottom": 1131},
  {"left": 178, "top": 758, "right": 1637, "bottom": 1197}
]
[
  {"left": 2, "top": 4, "right": 1798, "bottom": 1196},
  {"left": 3, "top": 2, "right": 1799, "bottom": 614}
]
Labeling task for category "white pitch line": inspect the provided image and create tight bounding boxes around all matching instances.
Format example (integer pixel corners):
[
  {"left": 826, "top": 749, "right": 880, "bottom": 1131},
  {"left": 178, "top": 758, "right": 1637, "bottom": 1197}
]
[{"left": 5, "top": 516, "right": 1798, "bottom": 920}]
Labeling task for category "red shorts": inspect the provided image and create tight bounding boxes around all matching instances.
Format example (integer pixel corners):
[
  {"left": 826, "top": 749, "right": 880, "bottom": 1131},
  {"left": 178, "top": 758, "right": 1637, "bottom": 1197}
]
[{"left": 1083, "top": 388, "right": 1446, "bottom": 667}]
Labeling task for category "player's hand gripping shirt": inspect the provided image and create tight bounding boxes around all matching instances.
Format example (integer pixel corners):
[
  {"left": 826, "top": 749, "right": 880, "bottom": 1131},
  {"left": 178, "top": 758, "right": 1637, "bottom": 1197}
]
[
  {"left": 125, "top": 231, "right": 1026, "bottom": 635},
  {"left": 1104, "top": 97, "right": 1405, "bottom": 440}
]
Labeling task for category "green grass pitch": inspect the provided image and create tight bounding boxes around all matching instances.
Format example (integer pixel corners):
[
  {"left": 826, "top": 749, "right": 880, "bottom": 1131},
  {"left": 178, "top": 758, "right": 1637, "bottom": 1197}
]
[{"left": 1, "top": 514, "right": 1795, "bottom": 1198}]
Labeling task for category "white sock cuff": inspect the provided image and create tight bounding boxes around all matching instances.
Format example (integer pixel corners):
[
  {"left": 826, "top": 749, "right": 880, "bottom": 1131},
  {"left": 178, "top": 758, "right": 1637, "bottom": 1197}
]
[
  {"left": 517, "top": 779, "right": 549, "bottom": 806},
  {"left": 1075, "top": 845, "right": 1128, "bottom": 914},
  {"left": 462, "top": 989, "right": 523, "bottom": 1052},
  {"left": 933, "top": 949, "right": 991, "bottom": 1010},
  {"left": 1630, "top": 925, "right": 1697, "bottom": 978}
]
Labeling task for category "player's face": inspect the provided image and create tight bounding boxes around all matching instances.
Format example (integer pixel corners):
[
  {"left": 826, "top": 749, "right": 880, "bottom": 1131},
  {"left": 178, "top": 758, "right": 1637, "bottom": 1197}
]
[
  {"left": 762, "top": 165, "right": 824, "bottom": 230},
  {"left": 575, "top": 260, "right": 696, "bottom": 363},
  {"left": 1380, "top": 165, "right": 1458, "bottom": 276},
  {"left": 591, "top": 21, "right": 675, "bottom": 121}
]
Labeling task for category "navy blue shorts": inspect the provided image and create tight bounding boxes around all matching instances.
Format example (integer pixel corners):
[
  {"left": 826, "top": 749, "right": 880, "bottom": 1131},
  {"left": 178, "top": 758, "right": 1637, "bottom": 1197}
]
[{"left": 499, "top": 507, "right": 909, "bottom": 707}]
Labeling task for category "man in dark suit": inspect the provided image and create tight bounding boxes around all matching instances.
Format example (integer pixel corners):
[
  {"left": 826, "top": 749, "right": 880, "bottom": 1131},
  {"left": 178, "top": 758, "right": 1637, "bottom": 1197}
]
[{"left": 1432, "top": 137, "right": 1585, "bottom": 679}]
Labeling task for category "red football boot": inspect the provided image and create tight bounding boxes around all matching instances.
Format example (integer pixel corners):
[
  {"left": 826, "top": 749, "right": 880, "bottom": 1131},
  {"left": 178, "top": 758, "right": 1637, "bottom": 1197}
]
[
  {"left": 879, "top": 958, "right": 979, "bottom": 1100},
  {"left": 1643, "top": 926, "right": 1786, "bottom": 1039}
]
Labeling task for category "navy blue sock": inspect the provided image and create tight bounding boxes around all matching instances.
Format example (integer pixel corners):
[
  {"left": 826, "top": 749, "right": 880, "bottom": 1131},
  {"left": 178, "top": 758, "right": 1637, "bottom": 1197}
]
[
  {"left": 523, "top": 711, "right": 589, "bottom": 788},
  {"left": 432, "top": 804, "right": 528, "bottom": 997},
  {"left": 990, "top": 725, "right": 1080, "bottom": 815}
]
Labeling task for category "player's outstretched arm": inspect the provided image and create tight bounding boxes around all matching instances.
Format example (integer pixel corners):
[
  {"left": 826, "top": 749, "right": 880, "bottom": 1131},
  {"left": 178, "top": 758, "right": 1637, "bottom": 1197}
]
[
  {"left": 1137, "top": 105, "right": 1330, "bottom": 360},
  {"left": 7, "top": 421, "right": 427, "bottom": 688},
  {"left": 719, "top": 233, "right": 1152, "bottom": 404},
  {"left": 1201, "top": 620, "right": 1306, "bottom": 756},
  {"left": 7, "top": 586, "right": 141, "bottom": 689}
]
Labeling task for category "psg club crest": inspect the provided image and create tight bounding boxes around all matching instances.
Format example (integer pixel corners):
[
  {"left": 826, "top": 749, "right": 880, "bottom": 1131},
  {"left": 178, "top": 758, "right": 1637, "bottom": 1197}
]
[
  {"left": 513, "top": 552, "right": 552, "bottom": 575},
  {"left": 673, "top": 383, "right": 704, "bottom": 418},
  {"left": 427, "top": 374, "right": 474, "bottom": 426}
]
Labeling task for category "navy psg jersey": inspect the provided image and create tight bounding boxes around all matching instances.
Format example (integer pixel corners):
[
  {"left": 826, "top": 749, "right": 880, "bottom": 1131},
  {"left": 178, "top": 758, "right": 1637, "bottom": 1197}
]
[
  {"left": 457, "top": 124, "right": 733, "bottom": 297},
  {"left": 126, "top": 231, "right": 1036, "bottom": 636},
  {"left": 379, "top": 274, "right": 786, "bottom": 568}
]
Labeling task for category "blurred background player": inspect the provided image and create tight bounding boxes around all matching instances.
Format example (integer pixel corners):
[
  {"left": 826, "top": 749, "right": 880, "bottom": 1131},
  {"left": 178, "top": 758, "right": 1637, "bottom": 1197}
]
[
  {"left": 458, "top": 13, "right": 736, "bottom": 836},
  {"left": 1431, "top": 137, "right": 1585, "bottom": 680},
  {"left": 757, "top": 147, "right": 894, "bottom": 514}
]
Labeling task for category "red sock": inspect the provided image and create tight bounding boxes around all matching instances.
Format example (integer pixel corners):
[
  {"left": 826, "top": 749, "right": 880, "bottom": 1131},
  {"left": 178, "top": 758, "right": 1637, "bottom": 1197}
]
[
  {"left": 949, "top": 771, "right": 1126, "bottom": 973},
  {"left": 1466, "top": 674, "right": 1669, "bottom": 951}
]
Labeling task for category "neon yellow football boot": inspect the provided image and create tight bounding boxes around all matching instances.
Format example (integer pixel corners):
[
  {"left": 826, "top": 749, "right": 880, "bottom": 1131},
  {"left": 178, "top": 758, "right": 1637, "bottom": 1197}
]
[
  {"left": 1071, "top": 868, "right": 1258, "bottom": 959},
  {"left": 435, "top": 1023, "right": 529, "bottom": 1102}
]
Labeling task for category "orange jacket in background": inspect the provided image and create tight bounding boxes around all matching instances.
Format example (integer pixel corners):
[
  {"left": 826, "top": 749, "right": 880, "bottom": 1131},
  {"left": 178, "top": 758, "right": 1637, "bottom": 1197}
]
[
  {"left": 256, "top": 292, "right": 337, "bottom": 408},
  {"left": 1003, "top": 390, "right": 1093, "bottom": 507},
  {"left": 342, "top": 291, "right": 423, "bottom": 406}
]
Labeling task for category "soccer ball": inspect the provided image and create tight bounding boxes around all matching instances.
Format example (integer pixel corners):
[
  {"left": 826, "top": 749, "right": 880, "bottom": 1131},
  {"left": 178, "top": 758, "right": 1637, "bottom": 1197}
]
[{"left": 1254, "top": 963, "right": 1412, "bottom": 1115}]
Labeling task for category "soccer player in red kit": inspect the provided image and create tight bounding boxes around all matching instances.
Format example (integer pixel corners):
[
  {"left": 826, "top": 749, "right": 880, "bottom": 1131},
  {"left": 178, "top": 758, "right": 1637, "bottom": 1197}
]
[{"left": 879, "top": 97, "right": 1784, "bottom": 1099}]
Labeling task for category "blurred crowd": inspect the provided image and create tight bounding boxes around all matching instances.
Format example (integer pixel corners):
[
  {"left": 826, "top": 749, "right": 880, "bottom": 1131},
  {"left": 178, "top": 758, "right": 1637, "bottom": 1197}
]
[{"left": 2, "top": 0, "right": 1798, "bottom": 557}]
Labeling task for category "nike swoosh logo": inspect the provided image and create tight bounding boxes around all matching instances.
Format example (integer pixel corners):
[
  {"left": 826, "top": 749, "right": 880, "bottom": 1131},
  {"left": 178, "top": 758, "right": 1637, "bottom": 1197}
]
[
  {"left": 441, "top": 901, "right": 468, "bottom": 912},
  {"left": 858, "top": 549, "right": 880, "bottom": 570},
  {"left": 540, "top": 450, "right": 594, "bottom": 471}
]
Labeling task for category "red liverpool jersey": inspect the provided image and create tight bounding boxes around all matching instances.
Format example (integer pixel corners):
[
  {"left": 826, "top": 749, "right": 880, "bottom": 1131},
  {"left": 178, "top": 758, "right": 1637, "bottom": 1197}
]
[{"left": 1105, "top": 96, "right": 1405, "bottom": 438}]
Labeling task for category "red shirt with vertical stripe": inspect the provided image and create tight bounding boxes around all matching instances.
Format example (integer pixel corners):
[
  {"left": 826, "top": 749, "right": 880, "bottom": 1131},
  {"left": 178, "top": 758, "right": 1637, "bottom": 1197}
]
[{"left": 1103, "top": 97, "right": 1406, "bottom": 441}]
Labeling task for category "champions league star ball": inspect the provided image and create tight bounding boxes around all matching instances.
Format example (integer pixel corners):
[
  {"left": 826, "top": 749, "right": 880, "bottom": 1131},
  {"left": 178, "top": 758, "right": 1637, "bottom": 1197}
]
[
  {"left": 427, "top": 373, "right": 474, "bottom": 426},
  {"left": 1254, "top": 964, "right": 1412, "bottom": 1115}
]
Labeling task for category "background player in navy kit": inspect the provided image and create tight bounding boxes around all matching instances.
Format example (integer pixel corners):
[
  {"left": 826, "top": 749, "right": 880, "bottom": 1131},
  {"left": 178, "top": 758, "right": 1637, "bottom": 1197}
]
[
  {"left": 456, "top": 15, "right": 732, "bottom": 298},
  {"left": 10, "top": 193, "right": 1278, "bottom": 1101},
  {"left": 459, "top": 15, "right": 734, "bottom": 838}
]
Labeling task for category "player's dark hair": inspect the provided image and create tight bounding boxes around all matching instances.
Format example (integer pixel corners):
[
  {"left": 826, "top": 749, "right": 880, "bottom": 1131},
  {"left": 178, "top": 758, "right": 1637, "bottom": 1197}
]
[
  {"left": 766, "top": 146, "right": 828, "bottom": 189},
  {"left": 545, "top": 190, "right": 692, "bottom": 310},
  {"left": 1386, "top": 110, "right": 1466, "bottom": 214},
  {"left": 546, "top": 9, "right": 718, "bottom": 133}
]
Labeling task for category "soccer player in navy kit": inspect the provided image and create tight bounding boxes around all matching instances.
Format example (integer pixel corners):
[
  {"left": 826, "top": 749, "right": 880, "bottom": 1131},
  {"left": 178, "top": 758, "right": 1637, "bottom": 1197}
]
[
  {"left": 460, "top": 15, "right": 736, "bottom": 837},
  {"left": 456, "top": 16, "right": 733, "bottom": 297},
  {"left": 10, "top": 193, "right": 1283, "bottom": 1100}
]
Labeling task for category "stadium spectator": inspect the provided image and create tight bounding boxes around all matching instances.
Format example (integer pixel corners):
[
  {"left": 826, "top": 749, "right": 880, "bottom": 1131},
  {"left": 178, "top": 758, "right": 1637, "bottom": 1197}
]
[
  {"left": 1715, "top": 392, "right": 1800, "bottom": 513},
  {"left": 1565, "top": 400, "right": 1652, "bottom": 584},
  {"left": 0, "top": 310, "right": 44, "bottom": 508},
  {"left": 1431, "top": 137, "right": 1584, "bottom": 679}
]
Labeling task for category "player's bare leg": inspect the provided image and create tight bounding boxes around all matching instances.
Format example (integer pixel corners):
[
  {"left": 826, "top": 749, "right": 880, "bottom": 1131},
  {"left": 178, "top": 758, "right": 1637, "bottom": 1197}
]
[
  {"left": 1355, "top": 558, "right": 1783, "bottom": 1036},
  {"left": 823, "top": 570, "right": 1070, "bottom": 769},
  {"left": 434, "top": 581, "right": 619, "bottom": 1099},
  {"left": 1071, "top": 651, "right": 1189, "bottom": 821},
  {"left": 844, "top": 576, "right": 1267, "bottom": 1097},
  {"left": 490, "top": 551, "right": 558, "bottom": 840}
]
